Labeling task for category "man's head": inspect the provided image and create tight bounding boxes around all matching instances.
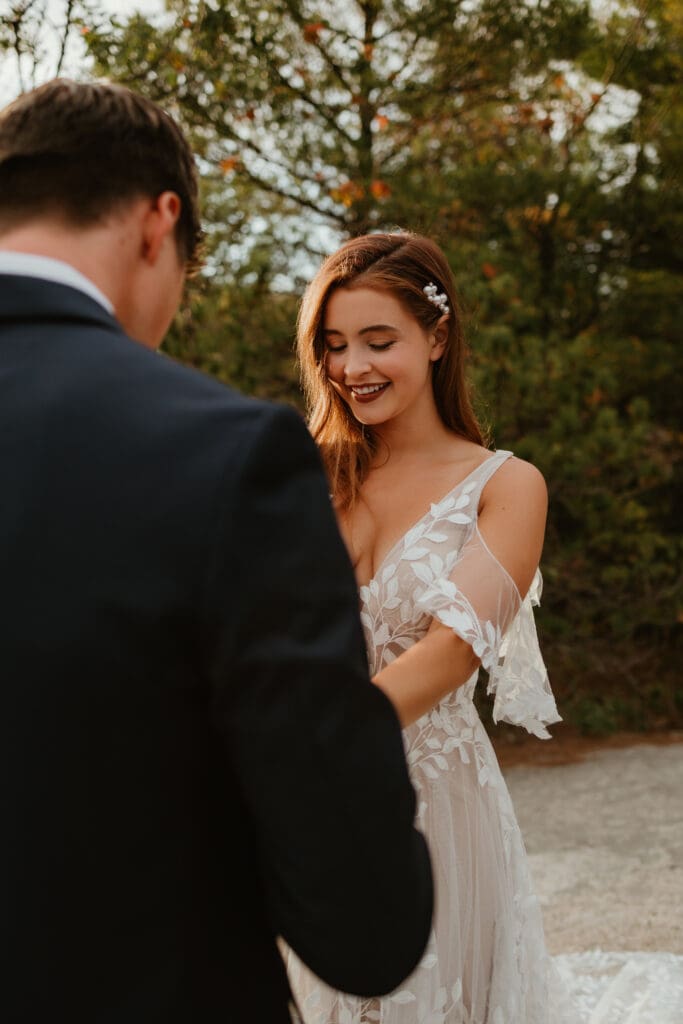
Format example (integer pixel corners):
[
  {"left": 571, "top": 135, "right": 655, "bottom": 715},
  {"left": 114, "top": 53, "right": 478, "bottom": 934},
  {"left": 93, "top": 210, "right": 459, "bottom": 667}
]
[{"left": 0, "top": 79, "right": 202, "bottom": 347}]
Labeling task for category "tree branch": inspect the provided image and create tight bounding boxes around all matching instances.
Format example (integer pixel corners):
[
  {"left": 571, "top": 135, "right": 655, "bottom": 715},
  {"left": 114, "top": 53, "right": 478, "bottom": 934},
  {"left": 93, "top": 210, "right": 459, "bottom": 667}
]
[
  {"left": 54, "top": 0, "right": 75, "bottom": 77},
  {"left": 249, "top": 22, "right": 356, "bottom": 150},
  {"left": 206, "top": 163, "right": 348, "bottom": 225},
  {"left": 280, "top": 0, "right": 355, "bottom": 95}
]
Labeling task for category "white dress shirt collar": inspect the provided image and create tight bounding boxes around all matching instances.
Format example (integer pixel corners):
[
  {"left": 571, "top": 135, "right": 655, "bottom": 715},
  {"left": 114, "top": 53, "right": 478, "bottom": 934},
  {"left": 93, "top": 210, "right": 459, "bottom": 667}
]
[{"left": 0, "top": 251, "right": 115, "bottom": 315}]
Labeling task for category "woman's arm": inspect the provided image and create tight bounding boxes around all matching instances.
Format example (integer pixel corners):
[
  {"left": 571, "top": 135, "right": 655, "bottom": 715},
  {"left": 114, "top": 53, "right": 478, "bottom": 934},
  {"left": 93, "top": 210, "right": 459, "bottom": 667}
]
[{"left": 372, "top": 458, "right": 548, "bottom": 727}]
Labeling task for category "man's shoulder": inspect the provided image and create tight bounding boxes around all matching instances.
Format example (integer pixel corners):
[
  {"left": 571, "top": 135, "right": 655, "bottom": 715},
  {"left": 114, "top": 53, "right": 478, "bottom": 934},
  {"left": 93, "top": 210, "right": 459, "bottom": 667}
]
[
  {"left": 135, "top": 344, "right": 304, "bottom": 437},
  {"left": 97, "top": 327, "right": 312, "bottom": 469},
  {"left": 85, "top": 318, "right": 292, "bottom": 428},
  {"left": 1, "top": 282, "right": 309, "bottom": 460}
]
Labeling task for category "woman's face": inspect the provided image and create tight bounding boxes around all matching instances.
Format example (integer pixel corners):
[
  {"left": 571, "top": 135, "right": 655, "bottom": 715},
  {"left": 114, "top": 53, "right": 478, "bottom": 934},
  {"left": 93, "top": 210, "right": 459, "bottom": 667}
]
[{"left": 323, "top": 286, "right": 446, "bottom": 429}]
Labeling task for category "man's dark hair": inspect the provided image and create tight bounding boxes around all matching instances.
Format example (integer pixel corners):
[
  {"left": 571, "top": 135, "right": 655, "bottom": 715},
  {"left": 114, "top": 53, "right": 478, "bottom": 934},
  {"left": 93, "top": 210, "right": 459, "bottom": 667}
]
[{"left": 0, "top": 78, "right": 202, "bottom": 269}]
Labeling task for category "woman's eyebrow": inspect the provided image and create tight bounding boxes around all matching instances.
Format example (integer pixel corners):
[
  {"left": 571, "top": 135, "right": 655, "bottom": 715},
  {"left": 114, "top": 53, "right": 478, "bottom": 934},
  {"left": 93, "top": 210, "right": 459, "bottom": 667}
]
[
  {"left": 323, "top": 324, "right": 399, "bottom": 336},
  {"left": 358, "top": 324, "right": 399, "bottom": 335}
]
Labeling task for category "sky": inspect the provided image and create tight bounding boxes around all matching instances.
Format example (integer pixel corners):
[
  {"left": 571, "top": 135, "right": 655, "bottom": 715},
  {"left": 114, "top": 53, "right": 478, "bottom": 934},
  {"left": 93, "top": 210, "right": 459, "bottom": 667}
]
[{"left": 0, "top": 0, "right": 167, "bottom": 105}]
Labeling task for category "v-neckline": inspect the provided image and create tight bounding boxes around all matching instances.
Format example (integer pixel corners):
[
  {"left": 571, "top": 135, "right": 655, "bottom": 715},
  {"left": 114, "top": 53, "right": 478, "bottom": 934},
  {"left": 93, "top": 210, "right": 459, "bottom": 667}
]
[{"left": 358, "top": 450, "right": 509, "bottom": 591}]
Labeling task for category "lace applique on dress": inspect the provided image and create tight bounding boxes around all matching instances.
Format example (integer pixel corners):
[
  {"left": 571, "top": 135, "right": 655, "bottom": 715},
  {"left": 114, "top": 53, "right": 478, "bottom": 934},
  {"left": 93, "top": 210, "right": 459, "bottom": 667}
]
[{"left": 285, "top": 451, "right": 680, "bottom": 1023}]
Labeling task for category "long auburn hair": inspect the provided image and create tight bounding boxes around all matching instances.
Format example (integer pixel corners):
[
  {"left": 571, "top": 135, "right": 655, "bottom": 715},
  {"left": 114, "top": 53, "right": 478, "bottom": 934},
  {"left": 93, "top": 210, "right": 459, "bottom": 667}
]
[{"left": 297, "top": 232, "right": 487, "bottom": 509}]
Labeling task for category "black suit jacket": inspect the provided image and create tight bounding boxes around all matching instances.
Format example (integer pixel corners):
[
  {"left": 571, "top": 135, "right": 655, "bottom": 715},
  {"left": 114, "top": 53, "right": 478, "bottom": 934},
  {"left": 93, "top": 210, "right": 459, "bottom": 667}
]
[{"left": 0, "top": 275, "right": 432, "bottom": 1022}]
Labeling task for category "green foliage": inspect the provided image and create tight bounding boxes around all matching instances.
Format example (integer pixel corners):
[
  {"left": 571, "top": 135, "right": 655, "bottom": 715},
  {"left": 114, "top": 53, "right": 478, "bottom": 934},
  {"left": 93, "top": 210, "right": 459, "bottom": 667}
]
[
  {"left": 164, "top": 274, "right": 301, "bottom": 405},
  {"left": 89, "top": 0, "right": 681, "bottom": 733},
  {"left": 9, "top": 0, "right": 680, "bottom": 733}
]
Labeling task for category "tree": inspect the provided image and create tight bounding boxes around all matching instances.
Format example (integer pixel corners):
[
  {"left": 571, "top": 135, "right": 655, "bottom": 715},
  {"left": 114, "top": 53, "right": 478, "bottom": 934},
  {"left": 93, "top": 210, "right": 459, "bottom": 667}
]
[
  {"left": 85, "top": 0, "right": 593, "bottom": 275},
  {"left": 0, "top": 0, "right": 88, "bottom": 98},
  {"left": 4, "top": 0, "right": 680, "bottom": 731},
  {"left": 89, "top": 0, "right": 681, "bottom": 732}
]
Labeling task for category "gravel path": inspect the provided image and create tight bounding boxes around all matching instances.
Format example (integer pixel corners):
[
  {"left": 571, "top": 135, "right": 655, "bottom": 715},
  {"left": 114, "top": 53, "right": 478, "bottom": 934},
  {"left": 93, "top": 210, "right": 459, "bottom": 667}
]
[{"left": 501, "top": 742, "right": 683, "bottom": 955}]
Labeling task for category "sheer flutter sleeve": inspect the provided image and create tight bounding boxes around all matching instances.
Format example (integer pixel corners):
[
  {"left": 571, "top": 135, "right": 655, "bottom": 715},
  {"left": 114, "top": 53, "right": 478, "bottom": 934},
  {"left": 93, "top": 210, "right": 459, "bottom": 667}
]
[{"left": 415, "top": 525, "right": 561, "bottom": 738}]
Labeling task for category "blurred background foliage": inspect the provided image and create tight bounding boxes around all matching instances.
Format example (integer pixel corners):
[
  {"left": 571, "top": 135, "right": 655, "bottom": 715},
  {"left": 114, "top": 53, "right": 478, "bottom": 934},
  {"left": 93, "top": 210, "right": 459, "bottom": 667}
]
[{"left": 2, "top": 0, "right": 681, "bottom": 733}]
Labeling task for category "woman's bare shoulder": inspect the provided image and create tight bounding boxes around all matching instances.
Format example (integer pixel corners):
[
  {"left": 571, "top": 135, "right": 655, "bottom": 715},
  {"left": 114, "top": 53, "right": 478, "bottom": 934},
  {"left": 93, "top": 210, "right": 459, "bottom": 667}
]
[
  {"left": 483, "top": 455, "right": 548, "bottom": 511},
  {"left": 478, "top": 457, "right": 548, "bottom": 594}
]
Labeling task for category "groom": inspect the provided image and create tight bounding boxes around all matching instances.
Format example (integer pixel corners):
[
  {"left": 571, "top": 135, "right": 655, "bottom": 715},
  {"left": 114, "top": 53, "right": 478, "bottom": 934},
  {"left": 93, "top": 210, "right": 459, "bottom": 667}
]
[{"left": 0, "top": 80, "right": 432, "bottom": 1021}]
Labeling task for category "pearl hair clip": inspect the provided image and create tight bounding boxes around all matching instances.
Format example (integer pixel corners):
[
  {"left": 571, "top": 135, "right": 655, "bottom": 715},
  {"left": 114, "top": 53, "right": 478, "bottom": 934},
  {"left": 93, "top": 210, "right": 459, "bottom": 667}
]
[{"left": 423, "top": 282, "right": 450, "bottom": 315}]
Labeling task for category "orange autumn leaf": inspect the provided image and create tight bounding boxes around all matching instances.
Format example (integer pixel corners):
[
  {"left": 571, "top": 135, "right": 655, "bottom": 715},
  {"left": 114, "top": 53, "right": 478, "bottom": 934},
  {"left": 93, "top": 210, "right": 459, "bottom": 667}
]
[
  {"left": 303, "top": 22, "right": 324, "bottom": 43},
  {"left": 374, "top": 114, "right": 389, "bottom": 131},
  {"left": 370, "top": 179, "right": 391, "bottom": 200},
  {"left": 330, "top": 180, "right": 365, "bottom": 206},
  {"left": 586, "top": 387, "right": 605, "bottom": 406},
  {"left": 363, "top": 43, "right": 374, "bottom": 61},
  {"left": 220, "top": 157, "right": 239, "bottom": 174},
  {"left": 481, "top": 262, "right": 498, "bottom": 279}
]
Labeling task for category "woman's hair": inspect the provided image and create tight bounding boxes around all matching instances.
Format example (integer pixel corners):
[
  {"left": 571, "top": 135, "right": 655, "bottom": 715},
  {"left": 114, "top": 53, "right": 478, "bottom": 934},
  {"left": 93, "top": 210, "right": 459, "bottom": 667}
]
[{"left": 297, "top": 231, "right": 487, "bottom": 508}]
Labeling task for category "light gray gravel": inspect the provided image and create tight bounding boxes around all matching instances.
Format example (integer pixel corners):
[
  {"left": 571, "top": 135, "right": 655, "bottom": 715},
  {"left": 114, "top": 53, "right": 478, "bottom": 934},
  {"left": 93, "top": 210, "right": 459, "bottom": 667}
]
[{"left": 502, "top": 743, "right": 683, "bottom": 955}]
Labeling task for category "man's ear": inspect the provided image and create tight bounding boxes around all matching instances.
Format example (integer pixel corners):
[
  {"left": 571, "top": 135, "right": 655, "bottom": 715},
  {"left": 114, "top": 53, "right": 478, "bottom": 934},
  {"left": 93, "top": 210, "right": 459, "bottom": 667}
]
[
  {"left": 429, "top": 314, "right": 449, "bottom": 361},
  {"left": 141, "top": 191, "right": 182, "bottom": 266}
]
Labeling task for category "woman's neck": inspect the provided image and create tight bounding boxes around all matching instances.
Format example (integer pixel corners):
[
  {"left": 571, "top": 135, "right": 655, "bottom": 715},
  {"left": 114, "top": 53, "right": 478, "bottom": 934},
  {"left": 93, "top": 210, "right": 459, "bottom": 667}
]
[{"left": 371, "top": 394, "right": 455, "bottom": 466}]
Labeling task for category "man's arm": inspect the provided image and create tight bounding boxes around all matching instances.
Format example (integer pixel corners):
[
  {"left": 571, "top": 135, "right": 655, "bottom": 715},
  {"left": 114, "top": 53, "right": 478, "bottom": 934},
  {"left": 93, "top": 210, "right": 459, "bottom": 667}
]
[{"left": 202, "top": 403, "right": 433, "bottom": 996}]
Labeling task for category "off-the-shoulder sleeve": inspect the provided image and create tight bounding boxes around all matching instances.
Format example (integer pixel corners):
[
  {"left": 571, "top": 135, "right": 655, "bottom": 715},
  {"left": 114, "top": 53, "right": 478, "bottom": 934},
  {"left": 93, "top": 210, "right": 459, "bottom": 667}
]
[{"left": 415, "top": 526, "right": 561, "bottom": 738}]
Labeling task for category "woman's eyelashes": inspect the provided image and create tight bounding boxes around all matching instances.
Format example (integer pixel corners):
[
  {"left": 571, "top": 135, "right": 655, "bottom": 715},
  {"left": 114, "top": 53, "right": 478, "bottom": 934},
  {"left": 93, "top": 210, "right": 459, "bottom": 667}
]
[{"left": 325, "top": 341, "right": 395, "bottom": 353}]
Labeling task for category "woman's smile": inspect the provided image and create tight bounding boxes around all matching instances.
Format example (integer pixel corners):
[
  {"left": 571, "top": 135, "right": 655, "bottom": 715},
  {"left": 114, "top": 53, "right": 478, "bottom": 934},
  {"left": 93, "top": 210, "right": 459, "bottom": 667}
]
[{"left": 348, "top": 382, "right": 391, "bottom": 402}]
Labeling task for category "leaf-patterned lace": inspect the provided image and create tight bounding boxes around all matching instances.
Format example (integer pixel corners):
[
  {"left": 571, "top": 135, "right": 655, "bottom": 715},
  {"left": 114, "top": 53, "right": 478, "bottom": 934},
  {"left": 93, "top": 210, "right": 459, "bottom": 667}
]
[
  {"left": 286, "top": 452, "right": 577, "bottom": 1024},
  {"left": 286, "top": 452, "right": 682, "bottom": 1023},
  {"left": 359, "top": 456, "right": 560, "bottom": 743}
]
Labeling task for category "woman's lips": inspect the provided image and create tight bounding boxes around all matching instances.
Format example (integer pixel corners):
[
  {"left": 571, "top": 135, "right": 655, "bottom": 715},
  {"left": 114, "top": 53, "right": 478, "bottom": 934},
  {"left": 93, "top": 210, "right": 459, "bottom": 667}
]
[{"left": 349, "top": 382, "right": 390, "bottom": 403}]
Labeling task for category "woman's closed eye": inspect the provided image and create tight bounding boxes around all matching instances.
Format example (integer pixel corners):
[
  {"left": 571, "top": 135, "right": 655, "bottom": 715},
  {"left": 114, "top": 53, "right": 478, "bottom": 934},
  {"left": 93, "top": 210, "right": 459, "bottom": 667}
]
[{"left": 326, "top": 340, "right": 394, "bottom": 353}]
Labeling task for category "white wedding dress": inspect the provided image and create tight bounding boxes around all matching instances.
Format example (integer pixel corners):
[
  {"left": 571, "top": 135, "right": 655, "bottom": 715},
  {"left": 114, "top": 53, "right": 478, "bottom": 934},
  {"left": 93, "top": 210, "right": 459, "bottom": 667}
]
[{"left": 285, "top": 451, "right": 683, "bottom": 1023}]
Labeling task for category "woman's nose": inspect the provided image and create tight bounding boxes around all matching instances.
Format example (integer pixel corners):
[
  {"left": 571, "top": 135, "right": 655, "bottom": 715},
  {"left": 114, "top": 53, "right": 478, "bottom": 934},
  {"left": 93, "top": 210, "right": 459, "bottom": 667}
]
[{"left": 343, "top": 349, "right": 372, "bottom": 380}]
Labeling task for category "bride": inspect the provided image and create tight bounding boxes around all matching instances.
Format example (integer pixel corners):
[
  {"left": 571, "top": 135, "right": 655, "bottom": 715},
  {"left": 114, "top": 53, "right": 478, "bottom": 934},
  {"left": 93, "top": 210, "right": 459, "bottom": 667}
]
[{"left": 284, "top": 231, "right": 683, "bottom": 1023}]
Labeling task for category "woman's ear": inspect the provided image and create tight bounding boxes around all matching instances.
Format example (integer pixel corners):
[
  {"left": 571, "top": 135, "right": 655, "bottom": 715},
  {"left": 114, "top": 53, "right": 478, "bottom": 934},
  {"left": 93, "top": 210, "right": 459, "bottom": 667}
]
[{"left": 429, "top": 314, "right": 449, "bottom": 361}]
